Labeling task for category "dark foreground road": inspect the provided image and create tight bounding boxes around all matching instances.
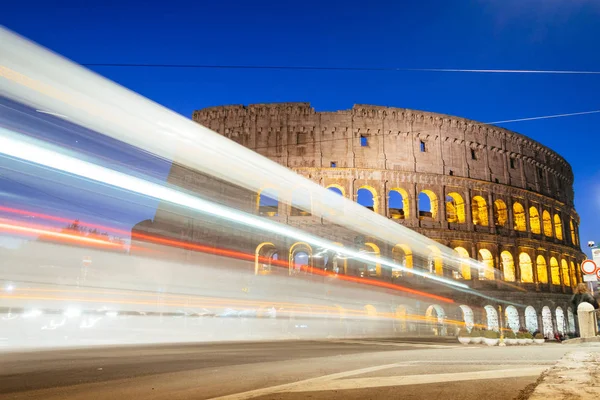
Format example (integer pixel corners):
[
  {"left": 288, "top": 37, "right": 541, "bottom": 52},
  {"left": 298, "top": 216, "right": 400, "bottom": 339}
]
[{"left": 0, "top": 339, "right": 572, "bottom": 400}]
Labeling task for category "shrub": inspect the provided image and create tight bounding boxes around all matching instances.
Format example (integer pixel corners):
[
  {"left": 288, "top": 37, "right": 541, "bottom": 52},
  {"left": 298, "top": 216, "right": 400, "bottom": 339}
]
[
  {"left": 534, "top": 333, "right": 544, "bottom": 340},
  {"left": 458, "top": 328, "right": 470, "bottom": 337},
  {"left": 470, "top": 329, "right": 482, "bottom": 337},
  {"left": 524, "top": 332, "right": 533, "bottom": 339},
  {"left": 484, "top": 330, "right": 500, "bottom": 339},
  {"left": 516, "top": 332, "right": 525, "bottom": 339},
  {"left": 504, "top": 330, "right": 516, "bottom": 339}
]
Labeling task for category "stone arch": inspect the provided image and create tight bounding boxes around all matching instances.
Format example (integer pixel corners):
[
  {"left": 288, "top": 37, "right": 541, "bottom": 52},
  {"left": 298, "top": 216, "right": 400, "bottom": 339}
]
[
  {"left": 542, "top": 210, "right": 553, "bottom": 237},
  {"left": 419, "top": 190, "right": 438, "bottom": 220},
  {"left": 536, "top": 255, "right": 548, "bottom": 284},
  {"left": 542, "top": 306, "right": 554, "bottom": 338},
  {"left": 326, "top": 184, "right": 345, "bottom": 197},
  {"left": 513, "top": 202, "right": 526, "bottom": 231},
  {"left": 357, "top": 186, "right": 378, "bottom": 213},
  {"left": 453, "top": 247, "right": 471, "bottom": 280},
  {"left": 529, "top": 206, "right": 541, "bottom": 234},
  {"left": 394, "top": 305, "right": 408, "bottom": 333},
  {"left": 554, "top": 214, "right": 563, "bottom": 240},
  {"left": 556, "top": 307, "right": 566, "bottom": 336},
  {"left": 519, "top": 252, "right": 534, "bottom": 283},
  {"left": 257, "top": 187, "right": 279, "bottom": 216},
  {"left": 567, "top": 307, "right": 576, "bottom": 334},
  {"left": 570, "top": 261, "right": 577, "bottom": 286},
  {"left": 289, "top": 242, "right": 312, "bottom": 275},
  {"left": 392, "top": 244, "right": 413, "bottom": 277},
  {"left": 505, "top": 305, "right": 520, "bottom": 333},
  {"left": 484, "top": 305, "right": 499, "bottom": 331},
  {"left": 389, "top": 187, "right": 409, "bottom": 220},
  {"left": 427, "top": 245, "right": 443, "bottom": 276},
  {"left": 459, "top": 305, "right": 475, "bottom": 332},
  {"left": 425, "top": 305, "right": 446, "bottom": 336},
  {"left": 255, "top": 242, "right": 279, "bottom": 275},
  {"left": 501, "top": 251, "right": 516, "bottom": 282},
  {"left": 478, "top": 249, "right": 495, "bottom": 280},
  {"left": 446, "top": 192, "right": 466, "bottom": 224},
  {"left": 363, "top": 242, "right": 381, "bottom": 277},
  {"left": 472, "top": 195, "right": 489, "bottom": 226},
  {"left": 570, "top": 219, "right": 577, "bottom": 244},
  {"left": 494, "top": 199, "right": 508, "bottom": 227},
  {"left": 561, "top": 259, "right": 570, "bottom": 287},
  {"left": 550, "top": 257, "right": 560, "bottom": 285},
  {"left": 525, "top": 306, "right": 538, "bottom": 332}
]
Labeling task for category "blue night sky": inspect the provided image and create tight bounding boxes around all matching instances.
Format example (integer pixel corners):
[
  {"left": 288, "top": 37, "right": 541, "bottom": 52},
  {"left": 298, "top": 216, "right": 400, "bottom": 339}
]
[{"left": 3, "top": 0, "right": 600, "bottom": 256}]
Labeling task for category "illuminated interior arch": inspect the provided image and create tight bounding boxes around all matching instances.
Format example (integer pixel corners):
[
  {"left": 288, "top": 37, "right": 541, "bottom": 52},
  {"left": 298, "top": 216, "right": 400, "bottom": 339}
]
[
  {"left": 459, "top": 305, "right": 475, "bottom": 332},
  {"left": 519, "top": 252, "right": 534, "bottom": 283},
  {"left": 561, "top": 259, "right": 570, "bottom": 286},
  {"left": 425, "top": 305, "right": 446, "bottom": 336},
  {"left": 255, "top": 242, "right": 279, "bottom": 275},
  {"left": 394, "top": 305, "right": 408, "bottom": 333},
  {"left": 364, "top": 242, "right": 381, "bottom": 277},
  {"left": 392, "top": 244, "right": 413, "bottom": 278},
  {"left": 446, "top": 192, "right": 466, "bottom": 223},
  {"left": 556, "top": 307, "right": 566, "bottom": 335},
  {"left": 453, "top": 247, "right": 471, "bottom": 280},
  {"left": 501, "top": 251, "right": 516, "bottom": 282},
  {"left": 542, "top": 210, "right": 553, "bottom": 237},
  {"left": 525, "top": 306, "right": 539, "bottom": 332},
  {"left": 494, "top": 199, "right": 508, "bottom": 227},
  {"left": 330, "top": 242, "right": 347, "bottom": 275},
  {"left": 513, "top": 202, "right": 526, "bottom": 231},
  {"left": 389, "top": 188, "right": 409, "bottom": 220},
  {"left": 542, "top": 306, "right": 554, "bottom": 338},
  {"left": 357, "top": 186, "right": 378, "bottom": 213},
  {"left": 471, "top": 196, "right": 489, "bottom": 226},
  {"left": 364, "top": 304, "right": 377, "bottom": 317},
  {"left": 478, "top": 249, "right": 495, "bottom": 280},
  {"left": 570, "top": 219, "right": 577, "bottom": 244},
  {"left": 484, "top": 305, "right": 499, "bottom": 331},
  {"left": 419, "top": 190, "right": 438, "bottom": 220},
  {"left": 427, "top": 245, "right": 444, "bottom": 276},
  {"left": 290, "top": 187, "right": 311, "bottom": 216},
  {"left": 554, "top": 214, "right": 563, "bottom": 240},
  {"left": 570, "top": 261, "right": 577, "bottom": 286},
  {"left": 257, "top": 187, "right": 279, "bottom": 216},
  {"left": 536, "top": 255, "right": 548, "bottom": 284},
  {"left": 567, "top": 307, "right": 576, "bottom": 333},
  {"left": 289, "top": 242, "right": 312, "bottom": 275},
  {"left": 505, "top": 305, "right": 520, "bottom": 333},
  {"left": 529, "top": 206, "right": 541, "bottom": 234},
  {"left": 550, "top": 257, "right": 560, "bottom": 285}
]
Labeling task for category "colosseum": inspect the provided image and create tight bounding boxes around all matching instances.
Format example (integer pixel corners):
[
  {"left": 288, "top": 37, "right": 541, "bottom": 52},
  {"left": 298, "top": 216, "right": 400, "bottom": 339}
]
[{"left": 133, "top": 102, "right": 586, "bottom": 339}]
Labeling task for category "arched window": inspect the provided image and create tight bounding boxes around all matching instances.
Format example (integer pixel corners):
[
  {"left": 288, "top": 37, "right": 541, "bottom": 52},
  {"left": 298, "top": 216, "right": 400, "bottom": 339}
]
[
  {"left": 513, "top": 202, "right": 526, "bottom": 231},
  {"left": 392, "top": 244, "right": 413, "bottom": 277},
  {"left": 478, "top": 249, "right": 495, "bottom": 280},
  {"left": 472, "top": 196, "right": 489, "bottom": 226},
  {"left": 389, "top": 188, "right": 409, "bottom": 220},
  {"left": 501, "top": 251, "right": 516, "bottom": 282},
  {"left": 570, "top": 219, "right": 577, "bottom": 245},
  {"left": 419, "top": 190, "right": 438, "bottom": 220},
  {"left": 554, "top": 214, "right": 563, "bottom": 240},
  {"left": 519, "top": 252, "right": 534, "bottom": 283},
  {"left": 363, "top": 242, "right": 381, "bottom": 277},
  {"left": 257, "top": 188, "right": 278, "bottom": 216},
  {"left": 290, "top": 187, "right": 311, "bottom": 216},
  {"left": 536, "top": 255, "right": 548, "bottom": 284},
  {"left": 570, "top": 261, "right": 577, "bottom": 286},
  {"left": 289, "top": 242, "right": 312, "bottom": 275},
  {"left": 529, "top": 206, "right": 541, "bottom": 234},
  {"left": 255, "top": 242, "right": 279, "bottom": 275},
  {"left": 561, "top": 259, "right": 570, "bottom": 286},
  {"left": 550, "top": 257, "right": 560, "bottom": 285},
  {"left": 494, "top": 199, "right": 508, "bottom": 227},
  {"left": 427, "top": 246, "right": 443, "bottom": 276},
  {"left": 357, "top": 187, "right": 377, "bottom": 213},
  {"left": 453, "top": 247, "right": 471, "bottom": 280},
  {"left": 542, "top": 210, "right": 553, "bottom": 237},
  {"left": 446, "top": 193, "right": 466, "bottom": 223},
  {"left": 327, "top": 185, "right": 344, "bottom": 197}
]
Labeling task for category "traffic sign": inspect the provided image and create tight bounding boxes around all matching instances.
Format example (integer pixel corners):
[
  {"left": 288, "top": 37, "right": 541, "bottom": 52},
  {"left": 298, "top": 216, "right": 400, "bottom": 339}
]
[
  {"left": 584, "top": 274, "right": 598, "bottom": 282},
  {"left": 596, "top": 268, "right": 600, "bottom": 280},
  {"left": 82, "top": 256, "right": 92, "bottom": 268},
  {"left": 582, "top": 259, "right": 597, "bottom": 275}
]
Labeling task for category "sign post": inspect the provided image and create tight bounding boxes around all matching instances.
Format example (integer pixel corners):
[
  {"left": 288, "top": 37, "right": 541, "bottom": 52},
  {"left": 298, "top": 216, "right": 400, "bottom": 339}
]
[{"left": 582, "top": 259, "right": 598, "bottom": 295}]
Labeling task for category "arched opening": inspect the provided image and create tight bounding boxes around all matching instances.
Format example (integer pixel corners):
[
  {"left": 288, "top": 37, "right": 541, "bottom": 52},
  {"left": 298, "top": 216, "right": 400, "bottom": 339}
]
[
  {"left": 326, "top": 242, "right": 347, "bottom": 275},
  {"left": 257, "top": 188, "right": 279, "bottom": 216},
  {"left": 427, "top": 246, "right": 443, "bottom": 276},
  {"left": 255, "top": 242, "right": 279, "bottom": 275},
  {"left": 550, "top": 257, "right": 560, "bottom": 285},
  {"left": 570, "top": 261, "right": 577, "bottom": 286},
  {"left": 570, "top": 219, "right": 577, "bottom": 244},
  {"left": 478, "top": 249, "right": 495, "bottom": 280},
  {"left": 394, "top": 305, "right": 408, "bottom": 333},
  {"left": 536, "top": 255, "right": 548, "bottom": 284},
  {"left": 290, "top": 187, "right": 311, "bottom": 216},
  {"left": 364, "top": 304, "right": 377, "bottom": 317},
  {"left": 357, "top": 187, "right": 377, "bottom": 213},
  {"left": 363, "top": 242, "right": 381, "bottom": 277},
  {"left": 554, "top": 214, "right": 563, "bottom": 240},
  {"left": 425, "top": 305, "right": 446, "bottom": 336},
  {"left": 505, "top": 305, "right": 520, "bottom": 333},
  {"left": 501, "top": 251, "right": 516, "bottom": 282},
  {"left": 392, "top": 244, "right": 413, "bottom": 278},
  {"left": 472, "top": 196, "right": 489, "bottom": 226},
  {"left": 542, "top": 210, "right": 553, "bottom": 237},
  {"left": 494, "top": 199, "right": 508, "bottom": 227},
  {"left": 389, "top": 188, "right": 409, "bottom": 220},
  {"left": 519, "top": 252, "right": 534, "bottom": 283},
  {"left": 460, "top": 305, "right": 475, "bottom": 332},
  {"left": 446, "top": 192, "right": 466, "bottom": 223},
  {"left": 525, "top": 306, "right": 538, "bottom": 333},
  {"left": 326, "top": 184, "right": 345, "bottom": 197},
  {"left": 542, "top": 306, "right": 554, "bottom": 338},
  {"left": 556, "top": 307, "right": 566, "bottom": 336},
  {"left": 289, "top": 242, "right": 312, "bottom": 275},
  {"left": 453, "top": 247, "right": 471, "bottom": 280},
  {"left": 484, "top": 305, "right": 499, "bottom": 331},
  {"left": 567, "top": 307, "right": 576, "bottom": 334},
  {"left": 418, "top": 190, "right": 438, "bottom": 220},
  {"left": 513, "top": 202, "right": 526, "bottom": 231},
  {"left": 324, "top": 185, "right": 345, "bottom": 217},
  {"left": 561, "top": 259, "right": 570, "bottom": 287},
  {"left": 529, "top": 207, "right": 541, "bottom": 234}
]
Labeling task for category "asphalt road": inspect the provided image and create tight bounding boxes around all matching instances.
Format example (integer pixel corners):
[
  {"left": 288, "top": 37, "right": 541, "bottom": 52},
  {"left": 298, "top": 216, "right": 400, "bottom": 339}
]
[{"left": 0, "top": 339, "right": 573, "bottom": 400}]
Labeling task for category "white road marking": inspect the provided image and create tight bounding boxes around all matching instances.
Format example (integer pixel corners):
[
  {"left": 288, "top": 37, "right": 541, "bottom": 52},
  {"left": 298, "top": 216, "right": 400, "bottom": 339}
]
[{"left": 327, "top": 339, "right": 459, "bottom": 349}]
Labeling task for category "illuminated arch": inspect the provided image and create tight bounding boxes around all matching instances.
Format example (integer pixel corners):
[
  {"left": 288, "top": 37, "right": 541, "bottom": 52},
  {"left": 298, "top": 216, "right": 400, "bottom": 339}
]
[
  {"left": 357, "top": 186, "right": 378, "bottom": 213},
  {"left": 478, "top": 249, "right": 495, "bottom": 280},
  {"left": 255, "top": 242, "right": 279, "bottom": 275},
  {"left": 289, "top": 242, "right": 312, "bottom": 275},
  {"left": 536, "top": 255, "right": 548, "bottom": 284},
  {"left": 561, "top": 259, "right": 570, "bottom": 286},
  {"left": 525, "top": 306, "right": 539, "bottom": 332},
  {"left": 550, "top": 257, "right": 560, "bottom": 285},
  {"left": 484, "top": 305, "right": 499, "bottom": 331},
  {"left": 570, "top": 261, "right": 577, "bottom": 286},
  {"left": 493, "top": 199, "right": 508, "bottom": 227},
  {"left": 290, "top": 187, "right": 311, "bottom": 216},
  {"left": 501, "top": 251, "right": 516, "bottom": 282},
  {"left": 419, "top": 190, "right": 438, "bottom": 220},
  {"left": 472, "top": 196, "right": 489, "bottom": 226},
  {"left": 554, "top": 214, "right": 563, "bottom": 240},
  {"left": 427, "top": 245, "right": 443, "bottom": 276},
  {"left": 392, "top": 244, "right": 413, "bottom": 277},
  {"left": 446, "top": 192, "right": 466, "bottom": 223},
  {"left": 505, "top": 305, "right": 520, "bottom": 333},
  {"left": 425, "top": 305, "right": 446, "bottom": 336},
  {"left": 542, "top": 210, "right": 553, "bottom": 237},
  {"left": 257, "top": 187, "right": 279, "bottom": 216},
  {"left": 529, "top": 207, "right": 541, "bottom": 234},
  {"left": 364, "top": 304, "right": 377, "bottom": 317},
  {"left": 519, "top": 252, "right": 534, "bottom": 283},
  {"left": 567, "top": 307, "right": 576, "bottom": 334},
  {"left": 513, "top": 202, "right": 526, "bottom": 231},
  {"left": 459, "top": 305, "right": 474, "bottom": 332},
  {"left": 556, "top": 307, "right": 566, "bottom": 336},
  {"left": 453, "top": 247, "right": 471, "bottom": 280},
  {"left": 394, "top": 305, "right": 408, "bottom": 333},
  {"left": 389, "top": 188, "right": 409, "bottom": 220},
  {"left": 326, "top": 184, "right": 345, "bottom": 197},
  {"left": 570, "top": 219, "right": 577, "bottom": 244},
  {"left": 330, "top": 242, "right": 348, "bottom": 275},
  {"left": 364, "top": 242, "right": 381, "bottom": 277}
]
